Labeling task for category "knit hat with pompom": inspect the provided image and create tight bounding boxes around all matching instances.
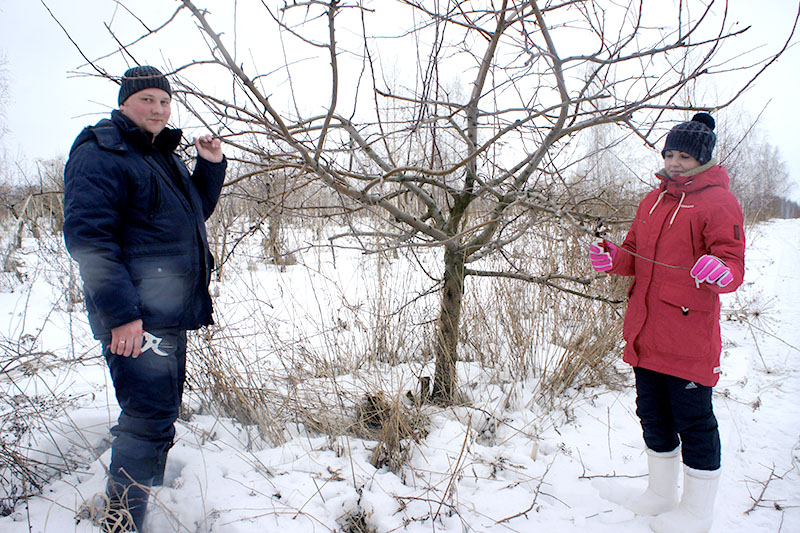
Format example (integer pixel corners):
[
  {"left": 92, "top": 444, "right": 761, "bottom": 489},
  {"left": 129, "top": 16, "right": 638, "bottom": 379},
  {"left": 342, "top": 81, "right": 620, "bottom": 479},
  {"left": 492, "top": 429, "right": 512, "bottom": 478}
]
[{"left": 662, "top": 112, "right": 716, "bottom": 165}]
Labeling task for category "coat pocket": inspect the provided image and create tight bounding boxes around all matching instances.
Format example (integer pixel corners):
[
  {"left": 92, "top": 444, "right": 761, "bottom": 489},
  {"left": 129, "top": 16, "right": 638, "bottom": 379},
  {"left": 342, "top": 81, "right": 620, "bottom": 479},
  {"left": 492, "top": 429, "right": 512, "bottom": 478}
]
[
  {"left": 652, "top": 283, "right": 718, "bottom": 358},
  {"left": 128, "top": 254, "right": 191, "bottom": 328}
]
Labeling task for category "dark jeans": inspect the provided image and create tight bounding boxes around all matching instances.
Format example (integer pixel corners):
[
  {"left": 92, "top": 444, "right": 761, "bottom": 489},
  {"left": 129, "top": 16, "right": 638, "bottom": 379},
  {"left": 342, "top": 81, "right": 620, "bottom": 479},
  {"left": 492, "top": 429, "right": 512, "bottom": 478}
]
[
  {"left": 102, "top": 329, "right": 186, "bottom": 531},
  {"left": 634, "top": 367, "right": 721, "bottom": 471}
]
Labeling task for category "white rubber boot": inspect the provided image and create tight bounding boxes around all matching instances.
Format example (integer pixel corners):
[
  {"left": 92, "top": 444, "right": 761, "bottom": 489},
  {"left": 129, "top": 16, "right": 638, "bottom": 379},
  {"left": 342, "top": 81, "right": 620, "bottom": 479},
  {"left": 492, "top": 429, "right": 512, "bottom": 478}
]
[
  {"left": 650, "top": 465, "right": 721, "bottom": 533},
  {"left": 623, "top": 447, "right": 681, "bottom": 515},
  {"left": 597, "top": 447, "right": 680, "bottom": 515}
]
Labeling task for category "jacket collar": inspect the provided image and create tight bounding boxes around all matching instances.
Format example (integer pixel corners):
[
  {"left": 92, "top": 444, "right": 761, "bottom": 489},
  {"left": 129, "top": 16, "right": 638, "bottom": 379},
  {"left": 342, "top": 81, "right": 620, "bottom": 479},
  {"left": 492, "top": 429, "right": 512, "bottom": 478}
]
[
  {"left": 654, "top": 158, "right": 729, "bottom": 196},
  {"left": 110, "top": 110, "right": 183, "bottom": 154}
]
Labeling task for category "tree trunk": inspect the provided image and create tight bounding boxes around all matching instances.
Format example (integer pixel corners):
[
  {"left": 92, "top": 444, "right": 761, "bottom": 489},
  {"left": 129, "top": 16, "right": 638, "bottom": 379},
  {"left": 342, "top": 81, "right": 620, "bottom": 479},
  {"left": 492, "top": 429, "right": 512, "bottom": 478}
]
[{"left": 432, "top": 246, "right": 466, "bottom": 403}]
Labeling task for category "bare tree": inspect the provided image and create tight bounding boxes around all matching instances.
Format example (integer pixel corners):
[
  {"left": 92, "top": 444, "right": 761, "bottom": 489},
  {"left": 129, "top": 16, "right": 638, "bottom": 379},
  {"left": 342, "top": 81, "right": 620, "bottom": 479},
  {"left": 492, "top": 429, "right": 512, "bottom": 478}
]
[
  {"left": 716, "top": 113, "right": 795, "bottom": 222},
  {"left": 59, "top": 0, "right": 797, "bottom": 402}
]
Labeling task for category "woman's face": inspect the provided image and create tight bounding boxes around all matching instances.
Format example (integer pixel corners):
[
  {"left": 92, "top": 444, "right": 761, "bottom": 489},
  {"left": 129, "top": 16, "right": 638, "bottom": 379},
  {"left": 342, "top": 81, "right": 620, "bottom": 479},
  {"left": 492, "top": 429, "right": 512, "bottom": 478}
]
[{"left": 663, "top": 150, "right": 701, "bottom": 178}]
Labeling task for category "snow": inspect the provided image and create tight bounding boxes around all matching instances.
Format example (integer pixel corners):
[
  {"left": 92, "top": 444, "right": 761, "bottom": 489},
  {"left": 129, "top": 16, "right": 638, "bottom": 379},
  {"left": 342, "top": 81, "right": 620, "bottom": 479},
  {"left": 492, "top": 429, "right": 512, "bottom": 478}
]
[{"left": 1, "top": 218, "right": 798, "bottom": 532}]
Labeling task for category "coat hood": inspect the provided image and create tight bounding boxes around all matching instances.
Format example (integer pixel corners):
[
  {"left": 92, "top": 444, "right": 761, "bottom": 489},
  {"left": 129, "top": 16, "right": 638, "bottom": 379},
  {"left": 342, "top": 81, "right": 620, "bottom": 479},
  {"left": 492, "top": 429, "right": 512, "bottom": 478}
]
[
  {"left": 69, "top": 110, "right": 183, "bottom": 157},
  {"left": 654, "top": 159, "right": 730, "bottom": 197}
]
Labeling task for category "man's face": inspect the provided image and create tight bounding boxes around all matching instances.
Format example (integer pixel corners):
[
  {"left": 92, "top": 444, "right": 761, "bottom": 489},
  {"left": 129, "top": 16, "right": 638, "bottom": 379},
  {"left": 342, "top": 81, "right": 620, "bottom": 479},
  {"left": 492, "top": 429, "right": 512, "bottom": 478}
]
[{"left": 119, "top": 88, "right": 172, "bottom": 138}]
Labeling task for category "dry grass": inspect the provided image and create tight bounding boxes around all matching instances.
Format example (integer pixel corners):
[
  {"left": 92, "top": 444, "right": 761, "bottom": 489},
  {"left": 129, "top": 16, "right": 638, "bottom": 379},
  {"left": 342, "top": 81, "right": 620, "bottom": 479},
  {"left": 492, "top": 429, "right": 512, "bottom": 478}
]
[
  {"left": 460, "top": 217, "right": 631, "bottom": 409},
  {"left": 185, "top": 328, "right": 289, "bottom": 447},
  {"left": 0, "top": 356, "right": 96, "bottom": 516},
  {"left": 355, "top": 392, "right": 428, "bottom": 472},
  {"left": 339, "top": 507, "right": 376, "bottom": 533},
  {"left": 186, "top": 315, "right": 431, "bottom": 470}
]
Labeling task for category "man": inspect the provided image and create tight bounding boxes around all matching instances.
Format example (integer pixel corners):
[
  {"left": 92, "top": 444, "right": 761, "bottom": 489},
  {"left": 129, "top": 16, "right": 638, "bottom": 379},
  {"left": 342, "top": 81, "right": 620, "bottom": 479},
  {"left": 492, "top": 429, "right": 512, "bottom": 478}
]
[{"left": 64, "top": 65, "right": 226, "bottom": 531}]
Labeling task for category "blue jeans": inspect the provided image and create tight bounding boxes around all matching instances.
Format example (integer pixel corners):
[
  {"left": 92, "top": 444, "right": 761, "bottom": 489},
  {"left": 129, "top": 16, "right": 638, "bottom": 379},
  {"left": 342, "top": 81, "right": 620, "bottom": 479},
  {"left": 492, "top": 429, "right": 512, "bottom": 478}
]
[
  {"left": 634, "top": 367, "right": 721, "bottom": 470},
  {"left": 102, "top": 329, "right": 186, "bottom": 531}
]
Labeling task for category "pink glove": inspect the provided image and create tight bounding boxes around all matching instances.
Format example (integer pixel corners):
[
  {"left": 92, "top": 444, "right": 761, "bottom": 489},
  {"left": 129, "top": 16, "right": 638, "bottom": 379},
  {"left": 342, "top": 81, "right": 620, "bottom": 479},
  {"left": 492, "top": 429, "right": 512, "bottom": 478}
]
[
  {"left": 690, "top": 255, "right": 733, "bottom": 287},
  {"left": 589, "top": 241, "right": 617, "bottom": 272}
]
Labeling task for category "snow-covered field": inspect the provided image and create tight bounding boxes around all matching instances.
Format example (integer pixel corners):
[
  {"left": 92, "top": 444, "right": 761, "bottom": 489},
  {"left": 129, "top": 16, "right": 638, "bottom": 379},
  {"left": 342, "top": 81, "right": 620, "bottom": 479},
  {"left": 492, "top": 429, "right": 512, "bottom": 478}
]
[{"left": 1, "top": 218, "right": 798, "bottom": 532}]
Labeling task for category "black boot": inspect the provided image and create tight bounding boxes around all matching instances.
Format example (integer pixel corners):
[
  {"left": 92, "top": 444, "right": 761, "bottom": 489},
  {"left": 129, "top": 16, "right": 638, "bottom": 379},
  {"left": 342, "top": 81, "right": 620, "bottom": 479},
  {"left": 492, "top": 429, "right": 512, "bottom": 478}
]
[
  {"left": 105, "top": 475, "right": 152, "bottom": 532},
  {"left": 151, "top": 453, "right": 167, "bottom": 487},
  {"left": 98, "top": 505, "right": 136, "bottom": 533},
  {"left": 152, "top": 440, "right": 173, "bottom": 487}
]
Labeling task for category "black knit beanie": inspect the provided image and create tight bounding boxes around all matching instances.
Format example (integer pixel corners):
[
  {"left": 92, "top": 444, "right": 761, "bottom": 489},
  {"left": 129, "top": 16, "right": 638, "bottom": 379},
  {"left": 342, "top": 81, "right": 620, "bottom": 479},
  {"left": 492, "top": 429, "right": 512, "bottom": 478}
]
[
  {"left": 118, "top": 66, "right": 172, "bottom": 105},
  {"left": 661, "top": 112, "right": 716, "bottom": 165}
]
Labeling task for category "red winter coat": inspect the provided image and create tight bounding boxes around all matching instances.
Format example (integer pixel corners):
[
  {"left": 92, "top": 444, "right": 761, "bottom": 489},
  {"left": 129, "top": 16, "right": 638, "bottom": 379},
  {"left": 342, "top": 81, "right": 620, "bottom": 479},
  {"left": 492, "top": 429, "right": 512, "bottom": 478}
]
[{"left": 609, "top": 161, "right": 745, "bottom": 386}]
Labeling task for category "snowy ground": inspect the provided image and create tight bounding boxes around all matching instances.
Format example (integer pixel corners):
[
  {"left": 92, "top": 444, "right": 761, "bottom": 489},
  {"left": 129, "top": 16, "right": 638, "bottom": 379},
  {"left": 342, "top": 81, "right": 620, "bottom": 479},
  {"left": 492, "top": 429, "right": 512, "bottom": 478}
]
[{"left": 1, "top": 218, "right": 798, "bottom": 533}]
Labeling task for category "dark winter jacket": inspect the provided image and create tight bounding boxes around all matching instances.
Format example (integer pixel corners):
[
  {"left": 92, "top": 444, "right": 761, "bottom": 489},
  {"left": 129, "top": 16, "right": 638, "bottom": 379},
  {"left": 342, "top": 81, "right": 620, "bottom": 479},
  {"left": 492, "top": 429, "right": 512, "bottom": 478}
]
[
  {"left": 64, "top": 110, "right": 226, "bottom": 338},
  {"left": 608, "top": 161, "right": 745, "bottom": 386}
]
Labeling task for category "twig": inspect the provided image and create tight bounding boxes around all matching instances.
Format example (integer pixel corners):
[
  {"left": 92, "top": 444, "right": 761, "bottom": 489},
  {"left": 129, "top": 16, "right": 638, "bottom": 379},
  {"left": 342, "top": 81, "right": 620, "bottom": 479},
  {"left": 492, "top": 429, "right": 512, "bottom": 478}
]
[
  {"left": 496, "top": 456, "right": 558, "bottom": 524},
  {"left": 433, "top": 413, "right": 472, "bottom": 521},
  {"left": 578, "top": 472, "right": 646, "bottom": 480},
  {"left": 744, "top": 464, "right": 784, "bottom": 515},
  {"left": 739, "top": 316, "right": 800, "bottom": 355},
  {"left": 740, "top": 313, "right": 770, "bottom": 373}
]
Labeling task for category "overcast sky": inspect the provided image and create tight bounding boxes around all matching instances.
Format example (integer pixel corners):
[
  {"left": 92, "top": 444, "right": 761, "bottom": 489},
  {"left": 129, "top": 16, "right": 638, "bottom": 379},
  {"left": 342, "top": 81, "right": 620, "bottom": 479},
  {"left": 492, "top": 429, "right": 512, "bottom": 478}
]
[{"left": 2, "top": 1, "right": 799, "bottom": 197}]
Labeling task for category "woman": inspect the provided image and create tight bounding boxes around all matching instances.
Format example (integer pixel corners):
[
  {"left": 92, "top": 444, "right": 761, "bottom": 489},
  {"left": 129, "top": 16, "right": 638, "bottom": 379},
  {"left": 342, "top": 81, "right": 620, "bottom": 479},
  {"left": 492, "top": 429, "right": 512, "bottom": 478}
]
[{"left": 589, "top": 113, "right": 745, "bottom": 533}]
